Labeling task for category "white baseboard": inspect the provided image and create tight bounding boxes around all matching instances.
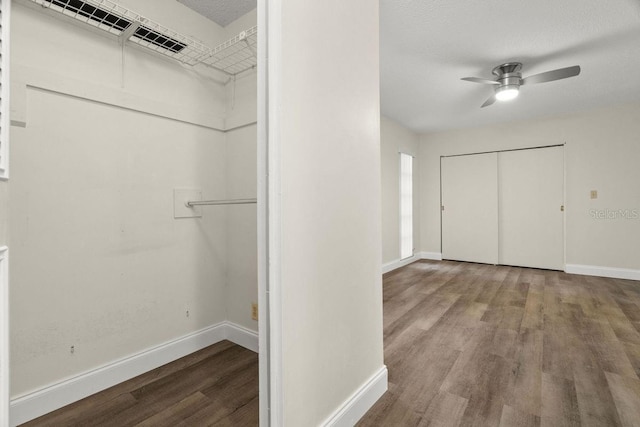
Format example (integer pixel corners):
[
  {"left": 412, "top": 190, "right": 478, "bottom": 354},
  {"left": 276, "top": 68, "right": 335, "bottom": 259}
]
[
  {"left": 382, "top": 252, "right": 444, "bottom": 274},
  {"left": 382, "top": 254, "right": 419, "bottom": 274},
  {"left": 565, "top": 264, "right": 640, "bottom": 281},
  {"left": 321, "top": 365, "right": 388, "bottom": 427},
  {"left": 226, "top": 321, "right": 259, "bottom": 353},
  {"left": 10, "top": 321, "right": 259, "bottom": 426},
  {"left": 418, "top": 251, "right": 443, "bottom": 261}
]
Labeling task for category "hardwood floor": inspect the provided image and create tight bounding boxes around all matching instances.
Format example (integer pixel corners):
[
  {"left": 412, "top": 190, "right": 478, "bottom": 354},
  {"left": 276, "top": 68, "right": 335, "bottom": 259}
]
[
  {"left": 359, "top": 260, "right": 640, "bottom": 427},
  {"left": 21, "top": 340, "right": 258, "bottom": 427}
]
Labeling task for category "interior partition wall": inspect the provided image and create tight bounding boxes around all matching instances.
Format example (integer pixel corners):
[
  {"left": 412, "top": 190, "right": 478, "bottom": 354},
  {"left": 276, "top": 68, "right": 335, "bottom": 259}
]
[{"left": 441, "top": 145, "right": 564, "bottom": 270}]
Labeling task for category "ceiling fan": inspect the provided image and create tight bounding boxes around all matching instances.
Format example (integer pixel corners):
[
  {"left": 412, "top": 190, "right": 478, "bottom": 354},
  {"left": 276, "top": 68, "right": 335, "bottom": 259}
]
[{"left": 461, "top": 62, "right": 581, "bottom": 108}]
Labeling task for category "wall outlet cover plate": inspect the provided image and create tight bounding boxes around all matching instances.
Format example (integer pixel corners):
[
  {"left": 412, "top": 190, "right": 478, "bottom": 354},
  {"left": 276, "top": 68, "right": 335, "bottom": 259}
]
[{"left": 174, "top": 188, "right": 202, "bottom": 218}]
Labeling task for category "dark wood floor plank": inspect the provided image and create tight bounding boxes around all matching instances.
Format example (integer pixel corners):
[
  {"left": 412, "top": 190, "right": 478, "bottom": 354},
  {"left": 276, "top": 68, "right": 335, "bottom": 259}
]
[
  {"left": 95, "top": 347, "right": 253, "bottom": 426},
  {"left": 133, "top": 392, "right": 212, "bottom": 427},
  {"left": 22, "top": 341, "right": 258, "bottom": 427},
  {"left": 579, "top": 317, "right": 638, "bottom": 380},
  {"left": 379, "top": 344, "right": 461, "bottom": 425},
  {"left": 499, "top": 404, "right": 541, "bottom": 427},
  {"left": 616, "top": 301, "right": 640, "bottom": 323},
  {"left": 361, "top": 260, "right": 640, "bottom": 427},
  {"left": 439, "top": 323, "right": 496, "bottom": 395},
  {"left": 622, "top": 341, "right": 640, "bottom": 379},
  {"left": 418, "top": 390, "right": 468, "bottom": 427},
  {"left": 21, "top": 393, "right": 138, "bottom": 427},
  {"left": 413, "top": 293, "right": 461, "bottom": 332},
  {"left": 521, "top": 283, "right": 544, "bottom": 330},
  {"left": 605, "top": 372, "right": 640, "bottom": 427},
  {"left": 490, "top": 327, "right": 518, "bottom": 360},
  {"left": 608, "top": 313, "right": 640, "bottom": 345},
  {"left": 505, "top": 328, "right": 543, "bottom": 417},
  {"left": 573, "top": 364, "right": 623, "bottom": 427},
  {"left": 540, "top": 373, "right": 580, "bottom": 427}
]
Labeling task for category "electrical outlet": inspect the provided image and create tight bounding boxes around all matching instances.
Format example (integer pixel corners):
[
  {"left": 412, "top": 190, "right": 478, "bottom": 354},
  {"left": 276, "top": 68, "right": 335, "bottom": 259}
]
[
  {"left": 251, "top": 303, "right": 258, "bottom": 321},
  {"left": 590, "top": 190, "right": 598, "bottom": 199}
]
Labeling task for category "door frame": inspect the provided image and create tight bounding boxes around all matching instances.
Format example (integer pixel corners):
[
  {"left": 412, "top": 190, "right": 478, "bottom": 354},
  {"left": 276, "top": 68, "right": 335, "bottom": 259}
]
[{"left": 258, "top": 0, "right": 283, "bottom": 425}]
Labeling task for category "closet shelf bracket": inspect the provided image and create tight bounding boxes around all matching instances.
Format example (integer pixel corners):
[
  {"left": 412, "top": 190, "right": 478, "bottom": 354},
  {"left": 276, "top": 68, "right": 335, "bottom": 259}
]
[{"left": 118, "top": 21, "right": 142, "bottom": 44}]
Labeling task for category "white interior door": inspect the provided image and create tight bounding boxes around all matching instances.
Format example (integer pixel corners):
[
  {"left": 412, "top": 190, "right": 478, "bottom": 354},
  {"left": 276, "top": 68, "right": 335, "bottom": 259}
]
[
  {"left": 499, "top": 147, "right": 564, "bottom": 270},
  {"left": 442, "top": 153, "right": 499, "bottom": 264}
]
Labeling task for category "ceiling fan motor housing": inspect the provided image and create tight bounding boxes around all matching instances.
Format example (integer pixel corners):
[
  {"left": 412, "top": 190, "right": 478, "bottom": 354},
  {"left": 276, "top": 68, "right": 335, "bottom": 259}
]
[{"left": 492, "top": 62, "right": 523, "bottom": 90}]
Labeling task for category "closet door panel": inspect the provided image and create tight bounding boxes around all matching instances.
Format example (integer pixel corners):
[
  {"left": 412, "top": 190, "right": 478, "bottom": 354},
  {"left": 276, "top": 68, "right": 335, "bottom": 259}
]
[
  {"left": 499, "top": 147, "right": 564, "bottom": 270},
  {"left": 442, "top": 153, "right": 499, "bottom": 264}
]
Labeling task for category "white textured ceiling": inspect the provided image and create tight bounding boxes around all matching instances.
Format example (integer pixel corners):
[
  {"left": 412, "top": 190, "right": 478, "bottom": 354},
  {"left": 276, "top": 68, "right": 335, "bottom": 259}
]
[
  {"left": 177, "top": 0, "right": 256, "bottom": 27},
  {"left": 381, "top": 0, "right": 640, "bottom": 133}
]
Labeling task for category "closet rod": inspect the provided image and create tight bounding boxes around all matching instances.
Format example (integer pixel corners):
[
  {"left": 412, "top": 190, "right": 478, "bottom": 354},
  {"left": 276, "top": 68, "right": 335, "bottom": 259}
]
[{"left": 186, "top": 198, "right": 257, "bottom": 207}]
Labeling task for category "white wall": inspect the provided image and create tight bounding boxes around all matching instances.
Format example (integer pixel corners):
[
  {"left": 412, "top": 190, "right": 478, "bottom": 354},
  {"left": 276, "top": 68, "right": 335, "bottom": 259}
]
[
  {"left": 419, "top": 102, "right": 640, "bottom": 272},
  {"left": 225, "top": 123, "right": 257, "bottom": 331},
  {"left": 8, "top": 0, "right": 236, "bottom": 399},
  {"left": 271, "top": 0, "right": 386, "bottom": 424},
  {"left": 224, "top": 10, "right": 258, "bottom": 333},
  {"left": 381, "top": 116, "right": 420, "bottom": 266}
]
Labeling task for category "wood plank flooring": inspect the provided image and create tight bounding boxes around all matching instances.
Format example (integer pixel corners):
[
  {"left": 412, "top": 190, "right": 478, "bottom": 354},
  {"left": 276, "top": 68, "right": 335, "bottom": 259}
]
[
  {"left": 358, "top": 260, "right": 640, "bottom": 427},
  {"left": 21, "top": 340, "right": 258, "bottom": 427}
]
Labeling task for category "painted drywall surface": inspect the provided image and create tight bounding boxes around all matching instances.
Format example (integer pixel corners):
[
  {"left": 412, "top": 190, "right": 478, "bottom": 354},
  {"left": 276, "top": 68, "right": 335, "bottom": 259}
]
[
  {"left": 224, "top": 11, "right": 258, "bottom": 334},
  {"left": 381, "top": 116, "right": 420, "bottom": 264},
  {"left": 277, "top": 0, "right": 384, "bottom": 424},
  {"left": 225, "top": 124, "right": 257, "bottom": 331},
  {"left": 10, "top": 87, "right": 228, "bottom": 397},
  {"left": 226, "top": 70, "right": 258, "bottom": 130},
  {"left": 419, "top": 102, "right": 640, "bottom": 271},
  {"left": 9, "top": 1, "right": 231, "bottom": 397}
]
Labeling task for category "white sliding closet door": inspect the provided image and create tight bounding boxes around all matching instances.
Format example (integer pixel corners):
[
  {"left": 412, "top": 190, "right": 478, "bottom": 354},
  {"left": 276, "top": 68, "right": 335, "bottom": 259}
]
[
  {"left": 442, "top": 153, "right": 499, "bottom": 264},
  {"left": 499, "top": 147, "right": 564, "bottom": 270}
]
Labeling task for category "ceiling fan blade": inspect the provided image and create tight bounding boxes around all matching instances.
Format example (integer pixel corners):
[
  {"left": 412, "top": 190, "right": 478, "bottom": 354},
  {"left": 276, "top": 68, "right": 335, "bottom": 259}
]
[
  {"left": 461, "top": 77, "right": 500, "bottom": 85},
  {"left": 521, "top": 65, "right": 581, "bottom": 85},
  {"left": 481, "top": 95, "right": 496, "bottom": 108}
]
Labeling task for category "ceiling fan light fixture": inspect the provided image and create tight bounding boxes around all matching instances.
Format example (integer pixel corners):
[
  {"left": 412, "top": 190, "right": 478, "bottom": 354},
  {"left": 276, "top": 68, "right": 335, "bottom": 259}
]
[{"left": 495, "top": 85, "right": 519, "bottom": 101}]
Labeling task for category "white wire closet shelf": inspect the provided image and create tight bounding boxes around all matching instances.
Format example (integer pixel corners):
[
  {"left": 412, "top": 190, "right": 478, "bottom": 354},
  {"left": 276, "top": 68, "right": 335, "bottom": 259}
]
[{"left": 29, "top": 0, "right": 258, "bottom": 76}]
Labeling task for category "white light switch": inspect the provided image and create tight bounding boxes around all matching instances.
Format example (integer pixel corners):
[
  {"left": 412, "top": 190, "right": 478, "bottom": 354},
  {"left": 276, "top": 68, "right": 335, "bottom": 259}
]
[{"left": 174, "top": 188, "right": 202, "bottom": 218}]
